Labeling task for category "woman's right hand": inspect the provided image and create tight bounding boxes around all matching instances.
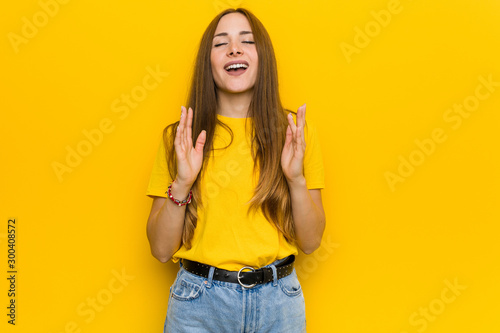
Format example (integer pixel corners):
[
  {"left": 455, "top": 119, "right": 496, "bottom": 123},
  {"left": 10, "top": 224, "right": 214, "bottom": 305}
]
[{"left": 174, "top": 106, "right": 206, "bottom": 187}]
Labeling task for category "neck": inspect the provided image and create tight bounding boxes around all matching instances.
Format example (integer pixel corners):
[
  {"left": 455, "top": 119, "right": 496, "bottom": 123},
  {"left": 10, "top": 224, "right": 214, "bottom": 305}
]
[{"left": 216, "top": 89, "right": 253, "bottom": 118}]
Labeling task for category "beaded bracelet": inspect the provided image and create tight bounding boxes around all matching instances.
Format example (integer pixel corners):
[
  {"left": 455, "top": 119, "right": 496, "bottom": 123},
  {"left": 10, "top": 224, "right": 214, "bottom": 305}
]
[{"left": 166, "top": 182, "right": 192, "bottom": 206}]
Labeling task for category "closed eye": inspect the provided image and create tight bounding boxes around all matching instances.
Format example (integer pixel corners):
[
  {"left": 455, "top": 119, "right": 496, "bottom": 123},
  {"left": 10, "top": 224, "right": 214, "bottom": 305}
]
[{"left": 213, "top": 41, "right": 255, "bottom": 47}]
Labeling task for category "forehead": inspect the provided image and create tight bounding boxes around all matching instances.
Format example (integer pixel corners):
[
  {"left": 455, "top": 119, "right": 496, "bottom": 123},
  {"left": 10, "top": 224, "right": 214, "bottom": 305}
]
[{"left": 214, "top": 13, "right": 252, "bottom": 35}]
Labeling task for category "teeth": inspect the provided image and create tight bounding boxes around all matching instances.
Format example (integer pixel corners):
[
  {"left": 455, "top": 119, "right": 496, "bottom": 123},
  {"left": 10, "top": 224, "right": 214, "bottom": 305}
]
[{"left": 225, "top": 63, "right": 248, "bottom": 70}]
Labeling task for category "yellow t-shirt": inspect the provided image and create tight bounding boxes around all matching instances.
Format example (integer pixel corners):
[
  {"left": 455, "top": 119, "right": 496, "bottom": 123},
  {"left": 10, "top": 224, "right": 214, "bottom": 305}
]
[{"left": 146, "top": 113, "right": 325, "bottom": 270}]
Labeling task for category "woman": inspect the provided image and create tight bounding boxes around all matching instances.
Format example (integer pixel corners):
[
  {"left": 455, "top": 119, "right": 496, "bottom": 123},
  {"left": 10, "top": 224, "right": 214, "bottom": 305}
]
[{"left": 146, "top": 7, "right": 325, "bottom": 332}]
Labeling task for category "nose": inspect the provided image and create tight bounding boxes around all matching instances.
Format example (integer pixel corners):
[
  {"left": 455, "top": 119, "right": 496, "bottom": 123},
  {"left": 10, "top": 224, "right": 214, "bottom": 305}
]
[{"left": 227, "top": 42, "right": 243, "bottom": 56}]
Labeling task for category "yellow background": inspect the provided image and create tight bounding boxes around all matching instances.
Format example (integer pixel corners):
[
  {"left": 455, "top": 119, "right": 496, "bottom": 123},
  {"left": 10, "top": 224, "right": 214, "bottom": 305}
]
[{"left": 1, "top": 0, "right": 499, "bottom": 332}]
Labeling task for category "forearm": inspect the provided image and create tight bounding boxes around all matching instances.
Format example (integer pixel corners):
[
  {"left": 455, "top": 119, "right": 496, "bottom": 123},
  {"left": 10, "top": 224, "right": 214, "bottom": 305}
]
[
  {"left": 288, "top": 176, "right": 325, "bottom": 254},
  {"left": 146, "top": 181, "right": 191, "bottom": 262}
]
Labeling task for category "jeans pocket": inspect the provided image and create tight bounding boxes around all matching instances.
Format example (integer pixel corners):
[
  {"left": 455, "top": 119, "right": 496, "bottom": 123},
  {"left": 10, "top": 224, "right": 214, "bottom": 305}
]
[
  {"left": 170, "top": 272, "right": 205, "bottom": 301},
  {"left": 278, "top": 270, "right": 303, "bottom": 297}
]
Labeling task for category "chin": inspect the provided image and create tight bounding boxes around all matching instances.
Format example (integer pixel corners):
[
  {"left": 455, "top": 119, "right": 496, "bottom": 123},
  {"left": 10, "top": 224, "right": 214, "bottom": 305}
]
[
  {"left": 229, "top": 89, "right": 254, "bottom": 95},
  {"left": 221, "top": 86, "right": 254, "bottom": 94}
]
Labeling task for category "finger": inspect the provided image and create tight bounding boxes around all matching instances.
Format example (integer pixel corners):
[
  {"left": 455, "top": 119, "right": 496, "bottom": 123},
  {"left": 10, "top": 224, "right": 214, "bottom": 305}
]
[
  {"left": 175, "top": 106, "right": 183, "bottom": 136},
  {"left": 299, "top": 104, "right": 306, "bottom": 147},
  {"left": 284, "top": 125, "right": 293, "bottom": 146},
  {"left": 301, "top": 103, "right": 306, "bottom": 148},
  {"left": 180, "top": 106, "right": 186, "bottom": 125},
  {"left": 186, "top": 107, "right": 193, "bottom": 146},
  {"left": 301, "top": 126, "right": 306, "bottom": 150},
  {"left": 174, "top": 118, "right": 182, "bottom": 149},
  {"left": 182, "top": 107, "right": 191, "bottom": 149},
  {"left": 296, "top": 104, "right": 306, "bottom": 129},
  {"left": 295, "top": 124, "right": 304, "bottom": 155},
  {"left": 296, "top": 105, "right": 302, "bottom": 129},
  {"left": 294, "top": 123, "right": 300, "bottom": 150},
  {"left": 287, "top": 112, "right": 297, "bottom": 136},
  {"left": 194, "top": 130, "right": 206, "bottom": 153},
  {"left": 179, "top": 106, "right": 187, "bottom": 132},
  {"left": 302, "top": 103, "right": 306, "bottom": 128},
  {"left": 282, "top": 125, "right": 292, "bottom": 163},
  {"left": 179, "top": 106, "right": 187, "bottom": 150}
]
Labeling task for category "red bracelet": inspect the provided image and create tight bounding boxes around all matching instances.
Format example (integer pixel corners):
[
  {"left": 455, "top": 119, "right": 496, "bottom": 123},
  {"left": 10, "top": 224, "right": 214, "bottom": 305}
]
[{"left": 166, "top": 183, "right": 192, "bottom": 206}]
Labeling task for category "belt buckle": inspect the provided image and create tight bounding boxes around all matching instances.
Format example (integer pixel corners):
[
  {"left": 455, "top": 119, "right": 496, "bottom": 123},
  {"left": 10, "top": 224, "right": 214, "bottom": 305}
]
[{"left": 237, "top": 266, "right": 256, "bottom": 288}]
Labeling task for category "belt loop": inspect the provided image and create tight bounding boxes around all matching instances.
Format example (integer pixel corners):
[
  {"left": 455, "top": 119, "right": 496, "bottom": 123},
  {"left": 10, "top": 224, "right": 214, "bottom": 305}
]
[
  {"left": 270, "top": 265, "right": 278, "bottom": 287},
  {"left": 206, "top": 266, "right": 215, "bottom": 288}
]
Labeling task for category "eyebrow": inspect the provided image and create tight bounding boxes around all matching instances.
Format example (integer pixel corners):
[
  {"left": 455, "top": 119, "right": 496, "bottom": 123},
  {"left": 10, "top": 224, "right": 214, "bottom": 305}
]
[{"left": 213, "top": 31, "right": 253, "bottom": 38}]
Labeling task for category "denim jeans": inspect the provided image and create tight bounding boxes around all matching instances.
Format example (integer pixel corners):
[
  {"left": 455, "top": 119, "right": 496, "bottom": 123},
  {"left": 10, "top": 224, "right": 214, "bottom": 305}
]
[{"left": 163, "top": 257, "right": 306, "bottom": 333}]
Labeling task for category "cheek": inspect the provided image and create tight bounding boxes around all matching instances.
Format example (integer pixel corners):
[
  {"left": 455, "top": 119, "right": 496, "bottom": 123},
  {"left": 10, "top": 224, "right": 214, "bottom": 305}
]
[
  {"left": 251, "top": 52, "right": 258, "bottom": 74},
  {"left": 210, "top": 53, "right": 218, "bottom": 70},
  {"left": 212, "top": 55, "right": 224, "bottom": 71},
  {"left": 251, "top": 59, "right": 258, "bottom": 77},
  {"left": 210, "top": 58, "right": 222, "bottom": 85},
  {"left": 210, "top": 58, "right": 215, "bottom": 73}
]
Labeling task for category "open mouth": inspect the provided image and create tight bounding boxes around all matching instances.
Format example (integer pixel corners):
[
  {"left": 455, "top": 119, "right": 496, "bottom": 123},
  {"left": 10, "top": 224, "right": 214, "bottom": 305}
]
[{"left": 224, "top": 63, "right": 248, "bottom": 75}]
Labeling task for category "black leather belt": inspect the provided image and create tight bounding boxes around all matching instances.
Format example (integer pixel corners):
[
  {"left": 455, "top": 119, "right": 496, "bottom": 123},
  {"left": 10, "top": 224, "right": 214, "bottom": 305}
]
[{"left": 181, "top": 255, "right": 295, "bottom": 288}]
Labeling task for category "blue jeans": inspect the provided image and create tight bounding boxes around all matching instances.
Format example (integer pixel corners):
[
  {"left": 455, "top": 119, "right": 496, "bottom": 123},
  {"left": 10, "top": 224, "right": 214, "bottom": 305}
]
[{"left": 163, "top": 257, "right": 306, "bottom": 332}]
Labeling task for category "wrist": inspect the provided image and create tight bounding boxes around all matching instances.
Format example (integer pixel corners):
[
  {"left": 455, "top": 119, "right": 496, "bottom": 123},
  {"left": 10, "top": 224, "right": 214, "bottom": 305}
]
[
  {"left": 167, "top": 179, "right": 193, "bottom": 205},
  {"left": 285, "top": 175, "right": 307, "bottom": 189},
  {"left": 171, "top": 178, "right": 193, "bottom": 193}
]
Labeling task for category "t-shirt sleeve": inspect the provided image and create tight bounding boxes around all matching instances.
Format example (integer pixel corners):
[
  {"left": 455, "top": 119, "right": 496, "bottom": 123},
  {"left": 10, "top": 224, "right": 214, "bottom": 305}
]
[
  {"left": 304, "top": 119, "right": 325, "bottom": 190},
  {"left": 146, "top": 132, "right": 173, "bottom": 198}
]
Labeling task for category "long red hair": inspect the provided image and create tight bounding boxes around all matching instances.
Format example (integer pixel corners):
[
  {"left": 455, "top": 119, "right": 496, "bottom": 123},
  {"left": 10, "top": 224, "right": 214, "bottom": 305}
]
[{"left": 164, "top": 8, "right": 296, "bottom": 248}]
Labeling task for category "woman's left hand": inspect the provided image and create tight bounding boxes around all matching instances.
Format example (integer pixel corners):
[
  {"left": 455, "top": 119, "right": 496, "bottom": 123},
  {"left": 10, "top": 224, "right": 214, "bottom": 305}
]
[{"left": 281, "top": 104, "right": 306, "bottom": 183}]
